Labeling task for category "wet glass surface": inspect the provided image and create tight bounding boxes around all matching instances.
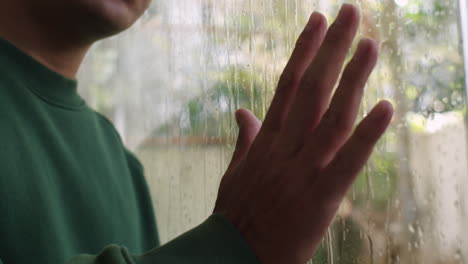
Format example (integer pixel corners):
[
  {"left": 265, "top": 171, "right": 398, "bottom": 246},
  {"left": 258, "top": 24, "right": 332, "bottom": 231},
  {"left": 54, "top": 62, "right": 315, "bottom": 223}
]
[{"left": 78, "top": 1, "right": 468, "bottom": 262}]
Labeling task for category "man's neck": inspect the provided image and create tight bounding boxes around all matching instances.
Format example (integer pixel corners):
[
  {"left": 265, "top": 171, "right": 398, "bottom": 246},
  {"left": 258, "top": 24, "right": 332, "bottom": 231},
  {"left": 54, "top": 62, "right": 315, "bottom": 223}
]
[{"left": 0, "top": 4, "right": 92, "bottom": 79}]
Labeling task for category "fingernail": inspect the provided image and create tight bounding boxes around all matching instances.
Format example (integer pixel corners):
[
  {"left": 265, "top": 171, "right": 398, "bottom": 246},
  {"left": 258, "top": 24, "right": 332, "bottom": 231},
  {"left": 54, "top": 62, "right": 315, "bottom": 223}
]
[
  {"left": 354, "top": 38, "right": 376, "bottom": 59},
  {"left": 373, "top": 101, "right": 393, "bottom": 121},
  {"left": 336, "top": 4, "right": 358, "bottom": 25},
  {"left": 307, "top": 12, "right": 322, "bottom": 28}
]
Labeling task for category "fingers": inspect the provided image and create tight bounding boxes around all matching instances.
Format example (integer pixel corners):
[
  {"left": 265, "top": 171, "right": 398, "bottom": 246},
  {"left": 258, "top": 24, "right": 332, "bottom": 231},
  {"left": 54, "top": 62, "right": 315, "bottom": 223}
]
[
  {"left": 261, "top": 12, "right": 327, "bottom": 133},
  {"left": 245, "top": 12, "right": 327, "bottom": 163},
  {"left": 300, "top": 38, "right": 378, "bottom": 169},
  {"left": 227, "top": 108, "right": 262, "bottom": 172},
  {"left": 281, "top": 4, "right": 361, "bottom": 157},
  {"left": 311, "top": 101, "right": 393, "bottom": 205}
]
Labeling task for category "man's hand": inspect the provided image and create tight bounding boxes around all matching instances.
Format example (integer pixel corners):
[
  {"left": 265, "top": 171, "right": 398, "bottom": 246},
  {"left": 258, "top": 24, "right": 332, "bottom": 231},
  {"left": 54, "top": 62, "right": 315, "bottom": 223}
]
[{"left": 214, "top": 4, "right": 393, "bottom": 263}]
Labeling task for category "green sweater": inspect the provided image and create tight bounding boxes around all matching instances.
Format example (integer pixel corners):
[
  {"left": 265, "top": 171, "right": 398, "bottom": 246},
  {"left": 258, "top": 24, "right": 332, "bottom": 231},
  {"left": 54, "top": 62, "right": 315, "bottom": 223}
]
[{"left": 0, "top": 38, "right": 257, "bottom": 264}]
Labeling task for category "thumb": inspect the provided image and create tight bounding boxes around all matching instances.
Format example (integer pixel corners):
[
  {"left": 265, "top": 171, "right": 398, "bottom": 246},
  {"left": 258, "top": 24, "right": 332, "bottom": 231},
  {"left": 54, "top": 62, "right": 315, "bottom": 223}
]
[{"left": 227, "top": 108, "right": 261, "bottom": 172}]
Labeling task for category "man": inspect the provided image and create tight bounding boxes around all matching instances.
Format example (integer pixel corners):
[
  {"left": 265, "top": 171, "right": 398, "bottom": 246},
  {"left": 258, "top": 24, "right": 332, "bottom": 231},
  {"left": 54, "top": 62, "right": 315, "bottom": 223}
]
[{"left": 0, "top": 0, "right": 393, "bottom": 263}]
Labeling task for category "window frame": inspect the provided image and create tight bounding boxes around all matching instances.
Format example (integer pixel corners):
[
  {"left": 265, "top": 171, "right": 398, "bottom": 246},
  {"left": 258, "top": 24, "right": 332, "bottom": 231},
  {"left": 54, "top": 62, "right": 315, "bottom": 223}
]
[{"left": 459, "top": 0, "right": 468, "bottom": 102}]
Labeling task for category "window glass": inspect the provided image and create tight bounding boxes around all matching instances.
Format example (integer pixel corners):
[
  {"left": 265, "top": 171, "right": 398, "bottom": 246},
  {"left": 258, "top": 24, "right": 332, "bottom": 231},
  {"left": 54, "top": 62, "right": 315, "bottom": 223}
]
[{"left": 78, "top": 0, "right": 467, "bottom": 262}]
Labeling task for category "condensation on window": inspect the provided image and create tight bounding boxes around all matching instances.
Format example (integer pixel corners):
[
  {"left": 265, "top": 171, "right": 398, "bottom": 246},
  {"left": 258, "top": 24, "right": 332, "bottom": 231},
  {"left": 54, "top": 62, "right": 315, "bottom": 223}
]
[{"left": 78, "top": 0, "right": 468, "bottom": 263}]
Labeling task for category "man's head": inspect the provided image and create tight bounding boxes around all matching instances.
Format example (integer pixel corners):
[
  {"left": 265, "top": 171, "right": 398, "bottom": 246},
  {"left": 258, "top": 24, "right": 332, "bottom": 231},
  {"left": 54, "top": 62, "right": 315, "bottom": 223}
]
[
  {"left": 26, "top": 0, "right": 152, "bottom": 43},
  {"left": 0, "top": 0, "right": 152, "bottom": 77}
]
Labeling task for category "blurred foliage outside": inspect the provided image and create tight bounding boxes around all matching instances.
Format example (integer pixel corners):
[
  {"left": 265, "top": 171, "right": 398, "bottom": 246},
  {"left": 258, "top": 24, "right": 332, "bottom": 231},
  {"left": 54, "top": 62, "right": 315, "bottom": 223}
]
[{"left": 78, "top": 0, "right": 468, "bottom": 263}]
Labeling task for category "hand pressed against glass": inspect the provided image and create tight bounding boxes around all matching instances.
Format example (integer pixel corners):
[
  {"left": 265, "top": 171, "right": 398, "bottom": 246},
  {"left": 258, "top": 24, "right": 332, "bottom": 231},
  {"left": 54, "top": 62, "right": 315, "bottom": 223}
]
[{"left": 214, "top": 4, "right": 393, "bottom": 264}]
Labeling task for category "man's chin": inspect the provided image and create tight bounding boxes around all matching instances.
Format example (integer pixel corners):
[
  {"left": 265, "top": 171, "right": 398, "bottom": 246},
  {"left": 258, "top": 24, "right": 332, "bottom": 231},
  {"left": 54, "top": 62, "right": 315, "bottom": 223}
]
[
  {"left": 89, "top": 1, "right": 138, "bottom": 32},
  {"left": 68, "top": 0, "right": 147, "bottom": 41},
  {"left": 27, "top": 0, "right": 149, "bottom": 43}
]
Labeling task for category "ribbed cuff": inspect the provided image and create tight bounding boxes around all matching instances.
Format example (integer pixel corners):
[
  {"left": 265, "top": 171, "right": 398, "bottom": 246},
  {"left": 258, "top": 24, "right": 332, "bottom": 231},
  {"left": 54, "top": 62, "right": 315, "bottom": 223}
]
[{"left": 134, "top": 213, "right": 259, "bottom": 264}]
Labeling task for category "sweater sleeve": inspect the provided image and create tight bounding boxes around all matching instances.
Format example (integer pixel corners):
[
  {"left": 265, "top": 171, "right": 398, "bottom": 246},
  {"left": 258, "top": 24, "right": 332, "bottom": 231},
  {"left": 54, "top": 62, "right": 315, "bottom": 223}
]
[{"left": 65, "top": 214, "right": 259, "bottom": 264}]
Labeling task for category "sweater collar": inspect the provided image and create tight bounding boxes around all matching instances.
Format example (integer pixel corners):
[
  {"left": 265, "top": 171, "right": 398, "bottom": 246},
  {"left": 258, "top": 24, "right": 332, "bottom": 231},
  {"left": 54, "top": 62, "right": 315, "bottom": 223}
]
[{"left": 0, "top": 37, "right": 85, "bottom": 110}]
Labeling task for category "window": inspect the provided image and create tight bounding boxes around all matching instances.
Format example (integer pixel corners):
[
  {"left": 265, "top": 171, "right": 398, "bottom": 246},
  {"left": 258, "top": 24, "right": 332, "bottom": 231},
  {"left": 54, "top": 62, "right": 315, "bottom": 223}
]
[{"left": 78, "top": 0, "right": 467, "bottom": 262}]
